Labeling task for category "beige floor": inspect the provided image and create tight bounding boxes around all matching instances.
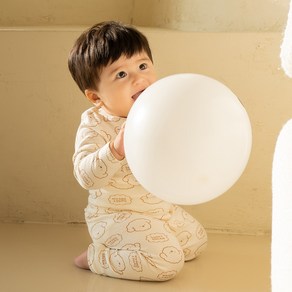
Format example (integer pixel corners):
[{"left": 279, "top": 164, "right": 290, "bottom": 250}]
[{"left": 0, "top": 223, "right": 270, "bottom": 292}]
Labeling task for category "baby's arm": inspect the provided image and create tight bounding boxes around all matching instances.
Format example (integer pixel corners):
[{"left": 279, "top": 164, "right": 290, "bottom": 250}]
[{"left": 73, "top": 115, "right": 125, "bottom": 190}]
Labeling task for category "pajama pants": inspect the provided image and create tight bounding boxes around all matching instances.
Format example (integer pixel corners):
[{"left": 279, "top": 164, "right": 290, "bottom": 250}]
[{"left": 85, "top": 204, "right": 207, "bottom": 281}]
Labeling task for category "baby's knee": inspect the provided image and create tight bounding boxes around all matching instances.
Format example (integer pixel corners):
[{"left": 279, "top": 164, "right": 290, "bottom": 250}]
[
  {"left": 183, "top": 225, "right": 208, "bottom": 261},
  {"left": 195, "top": 225, "right": 208, "bottom": 256},
  {"left": 155, "top": 260, "right": 184, "bottom": 281},
  {"left": 153, "top": 245, "right": 185, "bottom": 281}
]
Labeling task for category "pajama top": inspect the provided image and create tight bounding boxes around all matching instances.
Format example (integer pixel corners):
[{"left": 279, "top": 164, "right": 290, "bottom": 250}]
[{"left": 73, "top": 106, "right": 174, "bottom": 217}]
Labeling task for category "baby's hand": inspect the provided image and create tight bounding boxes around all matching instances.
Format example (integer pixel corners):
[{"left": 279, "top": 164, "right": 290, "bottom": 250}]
[{"left": 110, "top": 123, "right": 126, "bottom": 160}]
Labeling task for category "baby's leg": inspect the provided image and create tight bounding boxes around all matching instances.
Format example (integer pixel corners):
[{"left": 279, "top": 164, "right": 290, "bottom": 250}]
[
  {"left": 87, "top": 213, "right": 185, "bottom": 281},
  {"left": 168, "top": 205, "right": 208, "bottom": 261}
]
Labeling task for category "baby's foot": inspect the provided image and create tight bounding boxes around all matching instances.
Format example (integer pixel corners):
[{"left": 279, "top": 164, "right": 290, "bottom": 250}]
[{"left": 74, "top": 251, "right": 89, "bottom": 269}]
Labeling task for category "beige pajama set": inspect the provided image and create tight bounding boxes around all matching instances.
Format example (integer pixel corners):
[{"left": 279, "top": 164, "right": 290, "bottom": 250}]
[{"left": 73, "top": 106, "right": 208, "bottom": 281}]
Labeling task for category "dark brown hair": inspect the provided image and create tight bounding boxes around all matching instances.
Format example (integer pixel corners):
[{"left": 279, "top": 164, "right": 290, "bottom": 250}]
[{"left": 68, "top": 21, "right": 153, "bottom": 93}]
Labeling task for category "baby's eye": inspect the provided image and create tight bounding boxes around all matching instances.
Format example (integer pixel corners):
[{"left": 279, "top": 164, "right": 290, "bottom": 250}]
[
  {"left": 139, "top": 63, "right": 148, "bottom": 70},
  {"left": 116, "top": 71, "right": 127, "bottom": 79}
]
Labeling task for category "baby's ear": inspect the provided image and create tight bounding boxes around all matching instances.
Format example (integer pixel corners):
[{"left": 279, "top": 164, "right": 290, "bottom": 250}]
[{"left": 85, "top": 89, "right": 101, "bottom": 105}]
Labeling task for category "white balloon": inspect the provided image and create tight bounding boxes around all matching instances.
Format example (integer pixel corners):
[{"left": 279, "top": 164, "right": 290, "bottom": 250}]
[{"left": 124, "top": 74, "right": 252, "bottom": 205}]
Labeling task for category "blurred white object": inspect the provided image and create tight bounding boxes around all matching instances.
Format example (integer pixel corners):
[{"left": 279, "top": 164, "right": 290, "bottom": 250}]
[
  {"left": 272, "top": 119, "right": 292, "bottom": 291},
  {"left": 280, "top": 0, "right": 292, "bottom": 77}
]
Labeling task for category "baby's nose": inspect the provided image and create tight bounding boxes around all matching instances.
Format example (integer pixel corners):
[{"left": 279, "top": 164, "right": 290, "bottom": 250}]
[{"left": 133, "top": 74, "right": 147, "bottom": 86}]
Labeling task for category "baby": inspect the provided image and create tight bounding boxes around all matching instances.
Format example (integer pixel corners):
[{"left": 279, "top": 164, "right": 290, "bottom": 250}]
[{"left": 68, "top": 21, "right": 207, "bottom": 281}]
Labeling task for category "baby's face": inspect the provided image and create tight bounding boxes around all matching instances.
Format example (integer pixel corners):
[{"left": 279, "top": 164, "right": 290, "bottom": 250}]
[{"left": 96, "top": 52, "right": 157, "bottom": 117}]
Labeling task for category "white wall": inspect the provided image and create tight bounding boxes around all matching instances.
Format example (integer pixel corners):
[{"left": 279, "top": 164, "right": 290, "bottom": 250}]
[
  {"left": 0, "top": 0, "right": 290, "bottom": 31},
  {"left": 134, "top": 0, "right": 290, "bottom": 32},
  {"left": 0, "top": 1, "right": 291, "bottom": 234}
]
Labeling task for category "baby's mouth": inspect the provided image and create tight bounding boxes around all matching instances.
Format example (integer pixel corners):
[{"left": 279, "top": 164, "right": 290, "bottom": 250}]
[{"left": 132, "top": 90, "right": 144, "bottom": 101}]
